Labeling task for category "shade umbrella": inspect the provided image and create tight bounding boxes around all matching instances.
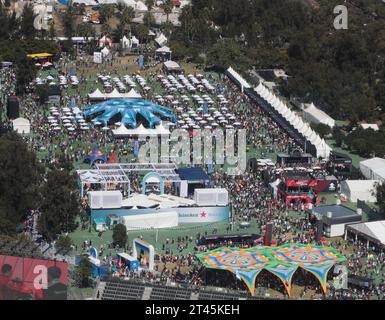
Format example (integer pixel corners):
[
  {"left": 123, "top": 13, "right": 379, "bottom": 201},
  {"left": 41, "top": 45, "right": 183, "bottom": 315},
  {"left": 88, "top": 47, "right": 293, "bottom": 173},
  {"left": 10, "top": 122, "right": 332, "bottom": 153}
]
[
  {"left": 211, "top": 122, "right": 219, "bottom": 127},
  {"left": 77, "top": 119, "right": 86, "bottom": 123},
  {"left": 63, "top": 123, "right": 72, "bottom": 127},
  {"left": 94, "top": 121, "right": 102, "bottom": 126},
  {"left": 52, "top": 112, "right": 60, "bottom": 116},
  {"left": 199, "top": 120, "right": 207, "bottom": 125},
  {"left": 102, "top": 126, "right": 110, "bottom": 131},
  {"left": 67, "top": 127, "right": 75, "bottom": 131},
  {"left": 204, "top": 125, "right": 212, "bottom": 129},
  {"left": 181, "top": 125, "right": 189, "bottom": 129},
  {"left": 62, "top": 119, "right": 70, "bottom": 123}
]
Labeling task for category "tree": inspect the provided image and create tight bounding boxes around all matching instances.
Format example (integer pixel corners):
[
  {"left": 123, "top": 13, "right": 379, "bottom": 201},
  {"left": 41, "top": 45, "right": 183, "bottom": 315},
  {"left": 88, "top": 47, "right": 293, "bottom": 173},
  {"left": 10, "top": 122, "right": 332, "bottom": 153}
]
[
  {"left": 112, "top": 223, "right": 127, "bottom": 248},
  {"left": 20, "top": 3, "right": 36, "bottom": 39},
  {"left": 207, "top": 39, "right": 245, "bottom": 71},
  {"left": 135, "top": 24, "right": 149, "bottom": 43},
  {"left": 77, "top": 23, "right": 94, "bottom": 39},
  {"left": 55, "top": 235, "right": 73, "bottom": 254},
  {"left": 101, "top": 23, "right": 112, "bottom": 35},
  {"left": 161, "top": 0, "right": 173, "bottom": 23},
  {"left": 35, "top": 84, "right": 50, "bottom": 104},
  {"left": 0, "top": 133, "right": 43, "bottom": 236},
  {"left": 73, "top": 255, "right": 93, "bottom": 288},
  {"left": 143, "top": 11, "right": 155, "bottom": 28},
  {"left": 62, "top": 5, "right": 75, "bottom": 39},
  {"left": 99, "top": 4, "right": 115, "bottom": 23},
  {"left": 121, "top": 6, "right": 135, "bottom": 26},
  {"left": 38, "top": 169, "right": 81, "bottom": 242},
  {"left": 145, "top": 0, "right": 155, "bottom": 11},
  {"left": 49, "top": 21, "right": 55, "bottom": 39},
  {"left": 310, "top": 123, "right": 331, "bottom": 139},
  {"left": 376, "top": 182, "right": 385, "bottom": 218}
]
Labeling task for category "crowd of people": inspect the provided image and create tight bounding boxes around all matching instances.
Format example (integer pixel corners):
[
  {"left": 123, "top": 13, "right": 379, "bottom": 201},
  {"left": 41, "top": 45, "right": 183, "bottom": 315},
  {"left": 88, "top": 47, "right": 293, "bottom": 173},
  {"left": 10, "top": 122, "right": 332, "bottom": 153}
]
[{"left": 2, "top": 51, "right": 385, "bottom": 301}]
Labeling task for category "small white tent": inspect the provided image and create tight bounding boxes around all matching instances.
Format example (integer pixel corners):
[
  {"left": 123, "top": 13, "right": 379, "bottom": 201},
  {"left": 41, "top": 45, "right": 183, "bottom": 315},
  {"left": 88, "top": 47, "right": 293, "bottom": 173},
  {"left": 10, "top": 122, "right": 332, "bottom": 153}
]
[
  {"left": 123, "top": 88, "right": 142, "bottom": 99},
  {"left": 88, "top": 88, "right": 105, "bottom": 100},
  {"left": 155, "top": 33, "right": 168, "bottom": 47},
  {"left": 12, "top": 117, "right": 30, "bottom": 134}
]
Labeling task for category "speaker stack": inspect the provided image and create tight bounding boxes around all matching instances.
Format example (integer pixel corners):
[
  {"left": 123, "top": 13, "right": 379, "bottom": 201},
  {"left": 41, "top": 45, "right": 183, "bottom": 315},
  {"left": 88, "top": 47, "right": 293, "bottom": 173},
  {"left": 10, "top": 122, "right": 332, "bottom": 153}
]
[
  {"left": 7, "top": 96, "right": 19, "bottom": 120},
  {"left": 264, "top": 222, "right": 273, "bottom": 246},
  {"left": 316, "top": 219, "right": 324, "bottom": 241}
]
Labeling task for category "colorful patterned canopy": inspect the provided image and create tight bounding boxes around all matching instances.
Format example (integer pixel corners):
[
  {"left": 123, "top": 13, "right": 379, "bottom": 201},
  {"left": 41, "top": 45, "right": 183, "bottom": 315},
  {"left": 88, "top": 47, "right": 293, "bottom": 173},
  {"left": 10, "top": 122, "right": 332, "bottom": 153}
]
[
  {"left": 83, "top": 99, "right": 177, "bottom": 128},
  {"left": 196, "top": 243, "right": 346, "bottom": 296}
]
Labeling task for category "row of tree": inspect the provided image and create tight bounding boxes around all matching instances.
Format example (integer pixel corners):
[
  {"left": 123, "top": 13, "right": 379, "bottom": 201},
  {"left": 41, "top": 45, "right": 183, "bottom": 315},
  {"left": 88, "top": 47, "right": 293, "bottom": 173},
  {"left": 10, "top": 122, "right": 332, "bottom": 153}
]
[{"left": 0, "top": 133, "right": 81, "bottom": 242}]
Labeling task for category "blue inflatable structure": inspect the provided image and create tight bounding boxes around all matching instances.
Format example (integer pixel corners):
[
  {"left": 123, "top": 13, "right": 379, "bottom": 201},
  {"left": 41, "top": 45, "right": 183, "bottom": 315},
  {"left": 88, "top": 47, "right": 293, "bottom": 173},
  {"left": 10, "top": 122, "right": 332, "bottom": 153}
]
[{"left": 83, "top": 99, "right": 177, "bottom": 128}]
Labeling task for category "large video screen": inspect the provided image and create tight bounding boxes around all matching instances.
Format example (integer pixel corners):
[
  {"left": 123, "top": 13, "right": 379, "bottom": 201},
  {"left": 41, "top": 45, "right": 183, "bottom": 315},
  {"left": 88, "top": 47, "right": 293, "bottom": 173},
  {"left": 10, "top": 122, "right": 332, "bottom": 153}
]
[{"left": 0, "top": 255, "right": 68, "bottom": 300}]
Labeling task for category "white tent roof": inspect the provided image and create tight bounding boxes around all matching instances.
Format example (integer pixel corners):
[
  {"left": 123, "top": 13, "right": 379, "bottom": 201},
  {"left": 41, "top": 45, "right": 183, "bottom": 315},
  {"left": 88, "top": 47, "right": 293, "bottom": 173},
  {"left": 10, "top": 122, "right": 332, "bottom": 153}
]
[
  {"left": 131, "top": 36, "right": 139, "bottom": 45},
  {"left": 123, "top": 88, "right": 142, "bottom": 99},
  {"left": 360, "top": 157, "right": 385, "bottom": 171},
  {"left": 302, "top": 102, "right": 335, "bottom": 128},
  {"left": 155, "top": 33, "right": 168, "bottom": 47},
  {"left": 360, "top": 123, "right": 379, "bottom": 131},
  {"left": 136, "top": 1, "right": 148, "bottom": 11},
  {"left": 112, "top": 124, "right": 132, "bottom": 136},
  {"left": 122, "top": 193, "right": 159, "bottom": 208},
  {"left": 12, "top": 117, "right": 30, "bottom": 125},
  {"left": 340, "top": 179, "right": 379, "bottom": 202},
  {"left": 348, "top": 221, "right": 385, "bottom": 246},
  {"left": 154, "top": 123, "right": 170, "bottom": 135},
  {"left": 226, "top": 67, "right": 251, "bottom": 89},
  {"left": 88, "top": 88, "right": 105, "bottom": 99},
  {"left": 156, "top": 46, "right": 171, "bottom": 53},
  {"left": 106, "top": 88, "right": 122, "bottom": 99},
  {"left": 101, "top": 47, "right": 110, "bottom": 56},
  {"left": 164, "top": 60, "right": 181, "bottom": 70},
  {"left": 360, "top": 157, "right": 385, "bottom": 180}
]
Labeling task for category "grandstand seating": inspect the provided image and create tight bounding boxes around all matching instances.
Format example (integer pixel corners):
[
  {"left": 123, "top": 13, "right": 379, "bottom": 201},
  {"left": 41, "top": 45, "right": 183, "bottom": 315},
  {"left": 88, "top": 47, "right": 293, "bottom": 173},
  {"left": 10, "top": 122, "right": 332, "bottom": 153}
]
[{"left": 99, "top": 278, "right": 269, "bottom": 300}]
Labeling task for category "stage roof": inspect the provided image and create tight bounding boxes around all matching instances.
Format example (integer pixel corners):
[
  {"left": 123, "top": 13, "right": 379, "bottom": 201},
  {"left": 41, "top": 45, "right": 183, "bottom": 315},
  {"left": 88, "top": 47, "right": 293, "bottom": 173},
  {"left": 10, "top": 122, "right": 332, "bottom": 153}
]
[{"left": 196, "top": 243, "right": 346, "bottom": 296}]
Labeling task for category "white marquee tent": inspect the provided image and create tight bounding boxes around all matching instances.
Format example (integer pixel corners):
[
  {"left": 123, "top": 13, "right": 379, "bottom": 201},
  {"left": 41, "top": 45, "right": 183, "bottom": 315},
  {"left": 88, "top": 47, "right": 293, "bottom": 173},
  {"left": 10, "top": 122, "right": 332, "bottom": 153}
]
[
  {"left": 347, "top": 221, "right": 385, "bottom": 247},
  {"left": 340, "top": 180, "right": 379, "bottom": 202},
  {"left": 360, "top": 157, "right": 385, "bottom": 181},
  {"left": 301, "top": 103, "right": 335, "bottom": 128}
]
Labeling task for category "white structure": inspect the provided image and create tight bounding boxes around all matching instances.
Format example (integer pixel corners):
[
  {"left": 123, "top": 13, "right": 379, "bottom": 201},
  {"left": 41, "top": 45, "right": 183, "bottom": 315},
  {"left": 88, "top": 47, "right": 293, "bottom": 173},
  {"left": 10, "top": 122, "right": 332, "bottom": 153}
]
[
  {"left": 88, "top": 191, "right": 123, "bottom": 209},
  {"left": 360, "top": 123, "right": 379, "bottom": 131},
  {"left": 360, "top": 158, "right": 385, "bottom": 181},
  {"left": 252, "top": 81, "right": 332, "bottom": 159},
  {"left": 194, "top": 188, "right": 229, "bottom": 206},
  {"left": 155, "top": 33, "right": 168, "bottom": 47},
  {"left": 122, "top": 211, "right": 178, "bottom": 230},
  {"left": 301, "top": 103, "right": 335, "bottom": 128},
  {"left": 163, "top": 60, "right": 181, "bottom": 72},
  {"left": 347, "top": 221, "right": 385, "bottom": 247},
  {"left": 340, "top": 180, "right": 379, "bottom": 202},
  {"left": 226, "top": 67, "right": 251, "bottom": 93},
  {"left": 112, "top": 123, "right": 170, "bottom": 137},
  {"left": 12, "top": 117, "right": 30, "bottom": 134}
]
